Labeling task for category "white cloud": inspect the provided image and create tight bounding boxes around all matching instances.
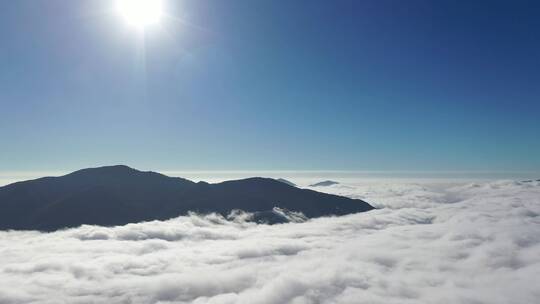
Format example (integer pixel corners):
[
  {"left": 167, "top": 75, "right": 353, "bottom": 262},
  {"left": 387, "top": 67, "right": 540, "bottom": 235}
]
[{"left": 0, "top": 180, "right": 539, "bottom": 303}]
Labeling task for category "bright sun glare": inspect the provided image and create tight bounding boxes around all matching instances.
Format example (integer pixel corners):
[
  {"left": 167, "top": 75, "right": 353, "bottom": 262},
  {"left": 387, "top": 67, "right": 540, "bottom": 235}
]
[{"left": 116, "top": 0, "right": 163, "bottom": 28}]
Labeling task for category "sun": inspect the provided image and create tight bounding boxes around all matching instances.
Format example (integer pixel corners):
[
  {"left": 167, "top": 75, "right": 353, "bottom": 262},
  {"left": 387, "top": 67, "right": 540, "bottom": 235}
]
[{"left": 116, "top": 0, "right": 163, "bottom": 28}]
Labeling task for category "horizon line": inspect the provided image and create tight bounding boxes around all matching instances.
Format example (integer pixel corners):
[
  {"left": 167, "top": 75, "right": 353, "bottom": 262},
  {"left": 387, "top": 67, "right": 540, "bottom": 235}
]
[{"left": 1, "top": 169, "right": 540, "bottom": 176}]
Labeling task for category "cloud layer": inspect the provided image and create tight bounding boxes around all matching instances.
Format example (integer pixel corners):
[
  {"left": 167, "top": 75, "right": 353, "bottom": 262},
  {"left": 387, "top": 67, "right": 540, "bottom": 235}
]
[{"left": 1, "top": 180, "right": 539, "bottom": 303}]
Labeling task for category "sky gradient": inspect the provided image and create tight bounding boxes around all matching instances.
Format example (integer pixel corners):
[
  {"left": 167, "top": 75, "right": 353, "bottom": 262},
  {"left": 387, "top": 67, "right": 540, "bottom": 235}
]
[{"left": 1, "top": 0, "right": 539, "bottom": 173}]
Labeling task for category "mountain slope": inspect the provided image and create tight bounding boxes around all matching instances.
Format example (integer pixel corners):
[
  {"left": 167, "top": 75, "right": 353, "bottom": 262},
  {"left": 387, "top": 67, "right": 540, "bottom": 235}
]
[
  {"left": 0, "top": 165, "right": 374, "bottom": 231},
  {"left": 276, "top": 178, "right": 297, "bottom": 187}
]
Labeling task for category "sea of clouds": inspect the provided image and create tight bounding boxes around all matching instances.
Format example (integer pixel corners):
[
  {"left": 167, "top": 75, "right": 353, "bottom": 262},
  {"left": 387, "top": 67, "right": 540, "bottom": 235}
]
[{"left": 0, "top": 179, "right": 539, "bottom": 304}]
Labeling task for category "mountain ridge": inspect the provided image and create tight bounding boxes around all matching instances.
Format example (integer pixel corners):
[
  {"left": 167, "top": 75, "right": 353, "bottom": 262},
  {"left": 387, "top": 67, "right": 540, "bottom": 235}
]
[{"left": 0, "top": 165, "right": 374, "bottom": 231}]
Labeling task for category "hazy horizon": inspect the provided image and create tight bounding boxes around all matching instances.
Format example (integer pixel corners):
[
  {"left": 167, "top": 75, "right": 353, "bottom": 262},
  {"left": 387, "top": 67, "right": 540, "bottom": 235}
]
[{"left": 2, "top": 166, "right": 539, "bottom": 187}]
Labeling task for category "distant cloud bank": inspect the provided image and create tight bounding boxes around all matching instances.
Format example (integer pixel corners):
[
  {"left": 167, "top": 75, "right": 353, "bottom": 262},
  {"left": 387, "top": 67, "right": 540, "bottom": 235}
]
[{"left": 1, "top": 180, "right": 539, "bottom": 303}]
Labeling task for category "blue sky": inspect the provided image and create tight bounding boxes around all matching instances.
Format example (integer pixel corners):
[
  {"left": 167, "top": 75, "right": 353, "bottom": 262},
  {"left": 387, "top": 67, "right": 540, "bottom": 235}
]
[{"left": 1, "top": 0, "right": 539, "bottom": 173}]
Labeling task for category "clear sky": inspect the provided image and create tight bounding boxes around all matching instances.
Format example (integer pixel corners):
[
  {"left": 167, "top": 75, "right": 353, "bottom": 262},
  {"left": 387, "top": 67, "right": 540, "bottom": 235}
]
[{"left": 1, "top": 0, "right": 539, "bottom": 173}]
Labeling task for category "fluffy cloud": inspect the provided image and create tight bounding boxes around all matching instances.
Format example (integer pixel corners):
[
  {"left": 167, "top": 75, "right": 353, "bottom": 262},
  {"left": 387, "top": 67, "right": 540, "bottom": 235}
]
[{"left": 0, "top": 180, "right": 539, "bottom": 303}]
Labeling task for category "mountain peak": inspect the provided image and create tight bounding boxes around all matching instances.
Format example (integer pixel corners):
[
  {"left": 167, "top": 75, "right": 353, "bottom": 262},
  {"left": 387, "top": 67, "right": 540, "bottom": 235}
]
[
  {"left": 69, "top": 165, "right": 138, "bottom": 175},
  {"left": 310, "top": 180, "right": 340, "bottom": 187},
  {"left": 66, "top": 165, "right": 173, "bottom": 181}
]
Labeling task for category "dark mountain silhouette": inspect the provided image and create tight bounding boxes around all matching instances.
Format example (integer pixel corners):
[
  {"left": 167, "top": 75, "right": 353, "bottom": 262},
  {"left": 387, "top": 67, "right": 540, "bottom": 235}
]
[
  {"left": 0, "top": 165, "right": 374, "bottom": 231},
  {"left": 275, "top": 178, "right": 297, "bottom": 187},
  {"left": 310, "top": 180, "right": 340, "bottom": 187}
]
